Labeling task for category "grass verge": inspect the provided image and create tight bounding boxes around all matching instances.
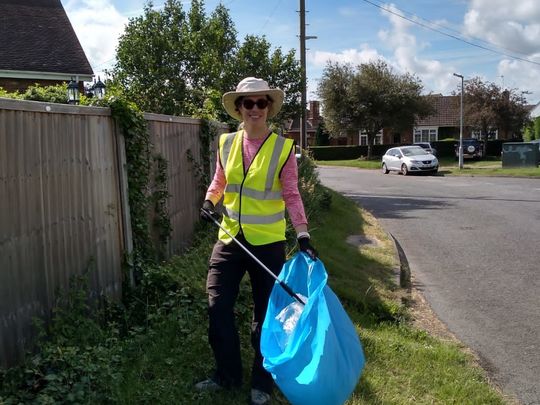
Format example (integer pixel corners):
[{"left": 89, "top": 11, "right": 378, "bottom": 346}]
[
  {"left": 316, "top": 159, "right": 381, "bottom": 169},
  {"left": 317, "top": 157, "right": 540, "bottom": 177},
  {"left": 0, "top": 191, "right": 510, "bottom": 404}
]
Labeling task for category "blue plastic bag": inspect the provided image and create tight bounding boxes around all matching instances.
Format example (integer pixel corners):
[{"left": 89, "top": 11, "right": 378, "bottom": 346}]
[{"left": 261, "top": 253, "right": 365, "bottom": 405}]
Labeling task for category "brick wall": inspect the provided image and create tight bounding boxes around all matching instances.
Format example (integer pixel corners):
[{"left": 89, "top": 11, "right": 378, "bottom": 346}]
[{"left": 0, "top": 78, "right": 65, "bottom": 93}]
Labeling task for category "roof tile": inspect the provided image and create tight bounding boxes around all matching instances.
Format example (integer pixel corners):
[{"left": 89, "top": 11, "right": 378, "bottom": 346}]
[{"left": 0, "top": 0, "right": 93, "bottom": 75}]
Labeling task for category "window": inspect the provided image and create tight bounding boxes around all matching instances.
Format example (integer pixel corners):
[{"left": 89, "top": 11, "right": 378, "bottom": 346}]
[
  {"left": 471, "top": 129, "right": 498, "bottom": 140},
  {"left": 413, "top": 127, "right": 438, "bottom": 143},
  {"left": 359, "top": 130, "right": 382, "bottom": 145}
]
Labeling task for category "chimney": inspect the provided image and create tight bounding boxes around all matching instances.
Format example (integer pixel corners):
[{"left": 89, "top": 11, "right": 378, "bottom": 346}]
[{"left": 308, "top": 100, "right": 320, "bottom": 121}]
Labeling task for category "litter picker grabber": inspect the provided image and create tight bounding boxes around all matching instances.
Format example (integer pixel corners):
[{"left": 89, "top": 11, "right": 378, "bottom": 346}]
[{"left": 201, "top": 208, "right": 306, "bottom": 306}]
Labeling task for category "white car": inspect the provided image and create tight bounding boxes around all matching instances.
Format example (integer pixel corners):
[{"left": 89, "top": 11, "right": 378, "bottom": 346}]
[
  {"left": 414, "top": 142, "right": 437, "bottom": 156},
  {"left": 382, "top": 146, "right": 439, "bottom": 175},
  {"left": 295, "top": 145, "right": 302, "bottom": 161}
]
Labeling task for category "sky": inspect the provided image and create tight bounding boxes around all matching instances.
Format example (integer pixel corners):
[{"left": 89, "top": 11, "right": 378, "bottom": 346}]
[{"left": 62, "top": 0, "right": 540, "bottom": 104}]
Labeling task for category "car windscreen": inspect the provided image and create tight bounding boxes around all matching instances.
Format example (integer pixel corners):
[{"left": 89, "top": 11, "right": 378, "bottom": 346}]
[{"left": 401, "top": 147, "right": 428, "bottom": 156}]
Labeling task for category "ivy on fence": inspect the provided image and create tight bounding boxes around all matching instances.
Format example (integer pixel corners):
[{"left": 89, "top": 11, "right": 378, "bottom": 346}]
[{"left": 105, "top": 97, "right": 172, "bottom": 280}]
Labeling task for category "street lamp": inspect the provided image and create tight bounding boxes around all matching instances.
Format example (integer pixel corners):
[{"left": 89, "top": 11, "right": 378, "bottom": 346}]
[
  {"left": 67, "top": 77, "right": 80, "bottom": 105},
  {"left": 84, "top": 76, "right": 106, "bottom": 99},
  {"left": 453, "top": 73, "right": 464, "bottom": 169},
  {"left": 93, "top": 76, "right": 106, "bottom": 99}
]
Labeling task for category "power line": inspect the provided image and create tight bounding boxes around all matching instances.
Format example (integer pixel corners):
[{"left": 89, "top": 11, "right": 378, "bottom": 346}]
[
  {"left": 91, "top": 57, "right": 116, "bottom": 70},
  {"left": 366, "top": 0, "right": 535, "bottom": 59},
  {"left": 360, "top": 0, "right": 540, "bottom": 67},
  {"left": 259, "top": 0, "right": 284, "bottom": 33}
]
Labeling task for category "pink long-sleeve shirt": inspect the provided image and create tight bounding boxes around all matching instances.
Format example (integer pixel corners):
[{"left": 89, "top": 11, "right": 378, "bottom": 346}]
[{"left": 205, "top": 135, "right": 308, "bottom": 228}]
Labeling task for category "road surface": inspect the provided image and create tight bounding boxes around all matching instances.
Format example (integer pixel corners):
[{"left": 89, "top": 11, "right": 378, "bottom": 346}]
[{"left": 318, "top": 166, "right": 540, "bottom": 405}]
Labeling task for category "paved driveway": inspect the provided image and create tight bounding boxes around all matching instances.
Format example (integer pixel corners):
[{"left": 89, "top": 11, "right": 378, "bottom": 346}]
[{"left": 318, "top": 166, "right": 540, "bottom": 405}]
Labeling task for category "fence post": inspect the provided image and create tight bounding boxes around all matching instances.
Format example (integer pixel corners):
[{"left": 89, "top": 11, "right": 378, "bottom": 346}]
[{"left": 114, "top": 122, "right": 134, "bottom": 287}]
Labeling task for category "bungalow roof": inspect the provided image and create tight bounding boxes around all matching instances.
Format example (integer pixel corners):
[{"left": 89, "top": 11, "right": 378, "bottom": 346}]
[
  {"left": 0, "top": 0, "right": 93, "bottom": 77},
  {"left": 417, "top": 95, "right": 460, "bottom": 127}
]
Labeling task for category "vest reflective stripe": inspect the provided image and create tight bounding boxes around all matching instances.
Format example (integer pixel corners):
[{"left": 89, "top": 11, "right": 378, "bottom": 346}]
[
  {"left": 224, "top": 207, "right": 285, "bottom": 224},
  {"left": 220, "top": 132, "right": 236, "bottom": 170},
  {"left": 218, "top": 131, "right": 294, "bottom": 245},
  {"left": 265, "top": 136, "right": 286, "bottom": 191},
  {"left": 225, "top": 183, "right": 283, "bottom": 200}
]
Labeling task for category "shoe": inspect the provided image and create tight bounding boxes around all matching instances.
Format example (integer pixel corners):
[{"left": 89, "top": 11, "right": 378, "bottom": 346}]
[
  {"left": 250, "top": 388, "right": 271, "bottom": 405},
  {"left": 195, "top": 377, "right": 222, "bottom": 392}
]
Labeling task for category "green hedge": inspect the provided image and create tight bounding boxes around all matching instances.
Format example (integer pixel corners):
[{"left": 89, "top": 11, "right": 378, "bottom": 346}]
[
  {"left": 309, "top": 144, "right": 398, "bottom": 160},
  {"left": 431, "top": 140, "right": 456, "bottom": 158},
  {"left": 311, "top": 140, "right": 510, "bottom": 160}
]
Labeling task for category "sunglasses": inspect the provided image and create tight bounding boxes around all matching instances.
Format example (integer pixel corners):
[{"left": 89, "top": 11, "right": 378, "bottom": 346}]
[{"left": 241, "top": 98, "right": 270, "bottom": 110}]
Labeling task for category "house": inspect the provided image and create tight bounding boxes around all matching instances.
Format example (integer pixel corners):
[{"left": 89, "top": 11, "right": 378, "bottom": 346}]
[
  {"left": 285, "top": 101, "right": 323, "bottom": 146},
  {"left": 320, "top": 94, "right": 520, "bottom": 147},
  {"left": 528, "top": 102, "right": 540, "bottom": 120},
  {"left": 378, "top": 94, "right": 472, "bottom": 145},
  {"left": 400, "top": 94, "right": 464, "bottom": 144},
  {"left": 0, "top": 0, "right": 93, "bottom": 93}
]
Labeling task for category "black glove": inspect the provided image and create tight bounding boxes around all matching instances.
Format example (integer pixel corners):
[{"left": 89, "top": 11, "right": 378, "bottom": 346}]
[
  {"left": 200, "top": 200, "right": 221, "bottom": 223},
  {"left": 298, "top": 236, "right": 318, "bottom": 261}
]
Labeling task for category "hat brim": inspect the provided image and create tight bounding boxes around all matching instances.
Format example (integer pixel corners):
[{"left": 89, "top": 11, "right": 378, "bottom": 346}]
[{"left": 222, "top": 88, "right": 285, "bottom": 121}]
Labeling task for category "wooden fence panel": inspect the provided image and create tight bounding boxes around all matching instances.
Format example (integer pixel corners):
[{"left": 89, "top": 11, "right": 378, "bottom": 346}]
[
  {"left": 146, "top": 113, "right": 226, "bottom": 257},
  {"left": 0, "top": 99, "right": 124, "bottom": 367},
  {"left": 0, "top": 99, "right": 225, "bottom": 367}
]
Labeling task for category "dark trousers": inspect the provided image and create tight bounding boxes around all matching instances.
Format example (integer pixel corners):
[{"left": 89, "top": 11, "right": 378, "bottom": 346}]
[{"left": 206, "top": 233, "right": 285, "bottom": 394}]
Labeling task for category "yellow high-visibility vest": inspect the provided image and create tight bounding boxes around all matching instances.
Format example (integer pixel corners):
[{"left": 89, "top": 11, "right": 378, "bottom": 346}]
[{"left": 218, "top": 130, "right": 294, "bottom": 246}]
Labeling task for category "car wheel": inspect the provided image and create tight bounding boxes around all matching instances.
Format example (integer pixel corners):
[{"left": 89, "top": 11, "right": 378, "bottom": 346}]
[
  {"left": 401, "top": 164, "right": 408, "bottom": 176},
  {"left": 382, "top": 163, "right": 389, "bottom": 174}
]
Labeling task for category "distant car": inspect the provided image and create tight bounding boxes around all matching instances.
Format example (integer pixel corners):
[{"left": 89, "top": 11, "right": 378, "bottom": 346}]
[
  {"left": 382, "top": 145, "right": 439, "bottom": 175},
  {"left": 295, "top": 145, "right": 302, "bottom": 161},
  {"left": 414, "top": 142, "right": 437, "bottom": 156},
  {"left": 455, "top": 139, "right": 484, "bottom": 159}
]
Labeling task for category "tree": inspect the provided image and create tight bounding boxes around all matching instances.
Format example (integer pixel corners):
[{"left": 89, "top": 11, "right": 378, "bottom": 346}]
[
  {"left": 113, "top": 0, "right": 191, "bottom": 116},
  {"left": 112, "top": 0, "right": 301, "bottom": 125},
  {"left": 184, "top": 0, "right": 238, "bottom": 114},
  {"left": 315, "top": 122, "right": 330, "bottom": 146},
  {"left": 316, "top": 62, "right": 355, "bottom": 137},
  {"left": 222, "top": 35, "right": 302, "bottom": 128},
  {"left": 494, "top": 90, "right": 530, "bottom": 140},
  {"left": 524, "top": 116, "right": 540, "bottom": 141},
  {"left": 463, "top": 78, "right": 501, "bottom": 145},
  {"left": 317, "top": 60, "right": 432, "bottom": 158},
  {"left": 464, "top": 77, "right": 530, "bottom": 144}
]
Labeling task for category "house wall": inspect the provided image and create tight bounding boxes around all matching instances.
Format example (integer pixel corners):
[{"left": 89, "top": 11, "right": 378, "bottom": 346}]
[
  {"left": 0, "top": 98, "right": 222, "bottom": 367},
  {"left": 0, "top": 78, "right": 64, "bottom": 93}
]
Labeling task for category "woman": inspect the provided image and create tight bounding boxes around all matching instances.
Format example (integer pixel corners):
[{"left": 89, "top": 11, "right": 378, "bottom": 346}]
[{"left": 197, "top": 77, "right": 317, "bottom": 405}]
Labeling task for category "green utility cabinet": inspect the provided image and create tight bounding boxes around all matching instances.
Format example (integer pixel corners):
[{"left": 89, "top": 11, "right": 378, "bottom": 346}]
[{"left": 501, "top": 142, "right": 540, "bottom": 168}]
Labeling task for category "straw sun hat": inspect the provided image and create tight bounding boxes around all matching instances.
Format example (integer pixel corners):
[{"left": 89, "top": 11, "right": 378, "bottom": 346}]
[{"left": 222, "top": 77, "right": 285, "bottom": 121}]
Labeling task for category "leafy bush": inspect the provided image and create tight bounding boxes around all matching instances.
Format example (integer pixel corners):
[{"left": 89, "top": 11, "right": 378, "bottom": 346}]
[
  {"left": 22, "top": 83, "right": 69, "bottom": 104},
  {"left": 0, "top": 87, "right": 22, "bottom": 99},
  {"left": 0, "top": 276, "right": 121, "bottom": 404},
  {"left": 0, "top": 83, "right": 70, "bottom": 104}
]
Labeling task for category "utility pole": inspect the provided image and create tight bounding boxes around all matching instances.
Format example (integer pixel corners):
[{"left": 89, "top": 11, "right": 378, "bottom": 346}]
[
  {"left": 299, "top": 0, "right": 316, "bottom": 150},
  {"left": 299, "top": 0, "right": 307, "bottom": 150}
]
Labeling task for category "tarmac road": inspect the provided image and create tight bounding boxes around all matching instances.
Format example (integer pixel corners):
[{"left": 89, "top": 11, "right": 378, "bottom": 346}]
[{"left": 318, "top": 166, "right": 540, "bottom": 405}]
